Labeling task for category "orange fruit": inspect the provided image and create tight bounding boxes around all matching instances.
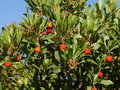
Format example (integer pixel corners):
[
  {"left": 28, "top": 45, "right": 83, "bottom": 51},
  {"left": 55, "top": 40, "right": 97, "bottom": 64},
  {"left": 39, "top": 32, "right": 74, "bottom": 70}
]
[
  {"left": 48, "top": 22, "right": 53, "bottom": 28},
  {"left": 84, "top": 48, "right": 91, "bottom": 54},
  {"left": 16, "top": 56, "right": 21, "bottom": 61},
  {"left": 92, "top": 88, "right": 97, "bottom": 90},
  {"left": 59, "top": 44, "right": 67, "bottom": 50},
  {"left": 66, "top": 12, "right": 69, "bottom": 16},
  {"left": 34, "top": 47, "right": 41, "bottom": 53},
  {"left": 5, "top": 62, "right": 11, "bottom": 67},
  {"left": 105, "top": 27, "right": 109, "bottom": 30},
  {"left": 98, "top": 72, "right": 103, "bottom": 78},
  {"left": 106, "top": 56, "right": 112, "bottom": 63}
]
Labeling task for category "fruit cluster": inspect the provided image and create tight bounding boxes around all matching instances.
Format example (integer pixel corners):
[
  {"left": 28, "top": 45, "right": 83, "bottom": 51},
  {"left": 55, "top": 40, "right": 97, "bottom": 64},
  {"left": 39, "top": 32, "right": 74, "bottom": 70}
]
[
  {"left": 45, "top": 22, "right": 53, "bottom": 35},
  {"left": 67, "top": 60, "right": 79, "bottom": 69}
]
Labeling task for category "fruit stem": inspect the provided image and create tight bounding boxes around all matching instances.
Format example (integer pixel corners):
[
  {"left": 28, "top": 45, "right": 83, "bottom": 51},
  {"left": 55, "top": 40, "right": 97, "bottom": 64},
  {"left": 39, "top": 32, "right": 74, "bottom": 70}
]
[
  {"left": 99, "top": 63, "right": 102, "bottom": 72},
  {"left": 106, "top": 47, "right": 110, "bottom": 56},
  {"left": 61, "top": 37, "right": 65, "bottom": 44}
]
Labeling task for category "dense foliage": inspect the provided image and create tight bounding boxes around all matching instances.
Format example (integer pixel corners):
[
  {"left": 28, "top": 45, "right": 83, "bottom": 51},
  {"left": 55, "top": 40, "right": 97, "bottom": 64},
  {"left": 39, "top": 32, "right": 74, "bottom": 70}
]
[{"left": 0, "top": 0, "right": 120, "bottom": 89}]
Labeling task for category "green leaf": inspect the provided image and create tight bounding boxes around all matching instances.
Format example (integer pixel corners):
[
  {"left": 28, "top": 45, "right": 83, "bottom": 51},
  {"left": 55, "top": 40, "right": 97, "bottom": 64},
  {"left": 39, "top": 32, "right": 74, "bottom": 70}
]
[
  {"left": 69, "top": 73, "right": 77, "bottom": 81},
  {"left": 87, "top": 86, "right": 92, "bottom": 90},
  {"left": 99, "top": 0, "right": 102, "bottom": 10},
  {"left": 98, "top": 26, "right": 108, "bottom": 33},
  {"left": 109, "top": 31, "right": 117, "bottom": 41},
  {"left": 42, "top": 75, "right": 47, "bottom": 80},
  {"left": 87, "top": 16, "right": 92, "bottom": 29},
  {"left": 54, "top": 51, "right": 60, "bottom": 62},
  {"left": 93, "top": 74, "right": 98, "bottom": 81},
  {"left": 101, "top": 54, "right": 107, "bottom": 64},
  {"left": 40, "top": 87, "right": 46, "bottom": 90},
  {"left": 32, "top": 64, "right": 40, "bottom": 70},
  {"left": 74, "top": 34, "right": 82, "bottom": 39},
  {"left": 98, "top": 80, "right": 114, "bottom": 85},
  {"left": 61, "top": 54, "right": 67, "bottom": 60},
  {"left": 47, "top": 38, "right": 54, "bottom": 43},
  {"left": 106, "top": 4, "right": 111, "bottom": 14},
  {"left": 50, "top": 74, "right": 57, "bottom": 80},
  {"left": 73, "top": 39, "right": 77, "bottom": 55},
  {"left": 23, "top": 78, "right": 28, "bottom": 86},
  {"left": 86, "top": 59, "right": 98, "bottom": 65},
  {"left": 0, "top": 83, "right": 2, "bottom": 89},
  {"left": 110, "top": 45, "right": 119, "bottom": 51},
  {"left": 92, "top": 43, "right": 100, "bottom": 50},
  {"left": 44, "top": 59, "right": 51, "bottom": 65},
  {"left": 54, "top": 66, "right": 61, "bottom": 73},
  {"left": 54, "top": 0, "right": 62, "bottom": 5},
  {"left": 14, "top": 87, "right": 19, "bottom": 90},
  {"left": 82, "top": 42, "right": 90, "bottom": 50},
  {"left": 0, "top": 60, "right": 6, "bottom": 66},
  {"left": 74, "top": 49, "right": 83, "bottom": 60}
]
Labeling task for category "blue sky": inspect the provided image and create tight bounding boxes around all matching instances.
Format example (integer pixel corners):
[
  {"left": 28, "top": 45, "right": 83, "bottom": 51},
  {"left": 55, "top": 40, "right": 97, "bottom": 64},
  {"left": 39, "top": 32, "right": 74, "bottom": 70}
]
[
  {"left": 0, "top": 0, "right": 120, "bottom": 31},
  {"left": 0, "top": 0, "right": 27, "bottom": 31}
]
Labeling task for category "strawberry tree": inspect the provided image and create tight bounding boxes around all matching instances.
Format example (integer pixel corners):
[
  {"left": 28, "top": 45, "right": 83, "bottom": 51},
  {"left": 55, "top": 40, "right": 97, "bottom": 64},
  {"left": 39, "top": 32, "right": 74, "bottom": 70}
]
[{"left": 0, "top": 0, "right": 120, "bottom": 89}]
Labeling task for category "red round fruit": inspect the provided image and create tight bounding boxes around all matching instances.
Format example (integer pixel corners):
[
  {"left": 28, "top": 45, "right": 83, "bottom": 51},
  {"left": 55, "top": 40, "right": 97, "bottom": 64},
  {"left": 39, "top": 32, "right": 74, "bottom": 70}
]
[
  {"left": 47, "top": 29, "right": 52, "bottom": 33},
  {"left": 45, "top": 30, "right": 49, "bottom": 35},
  {"left": 98, "top": 72, "right": 103, "bottom": 78},
  {"left": 106, "top": 56, "right": 112, "bottom": 63},
  {"left": 46, "top": 29, "right": 53, "bottom": 35},
  {"left": 34, "top": 47, "right": 41, "bottom": 53},
  {"left": 16, "top": 56, "right": 21, "bottom": 61},
  {"left": 66, "top": 13, "right": 69, "bottom": 16},
  {"left": 84, "top": 48, "right": 91, "bottom": 54},
  {"left": 92, "top": 88, "right": 97, "bottom": 90},
  {"left": 59, "top": 44, "right": 67, "bottom": 50},
  {"left": 5, "top": 62, "right": 11, "bottom": 67}
]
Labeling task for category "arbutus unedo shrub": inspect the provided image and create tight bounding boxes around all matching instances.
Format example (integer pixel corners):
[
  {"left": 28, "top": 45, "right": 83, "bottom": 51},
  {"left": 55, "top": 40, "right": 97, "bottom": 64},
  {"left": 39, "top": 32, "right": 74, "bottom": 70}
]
[{"left": 0, "top": 0, "right": 120, "bottom": 89}]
